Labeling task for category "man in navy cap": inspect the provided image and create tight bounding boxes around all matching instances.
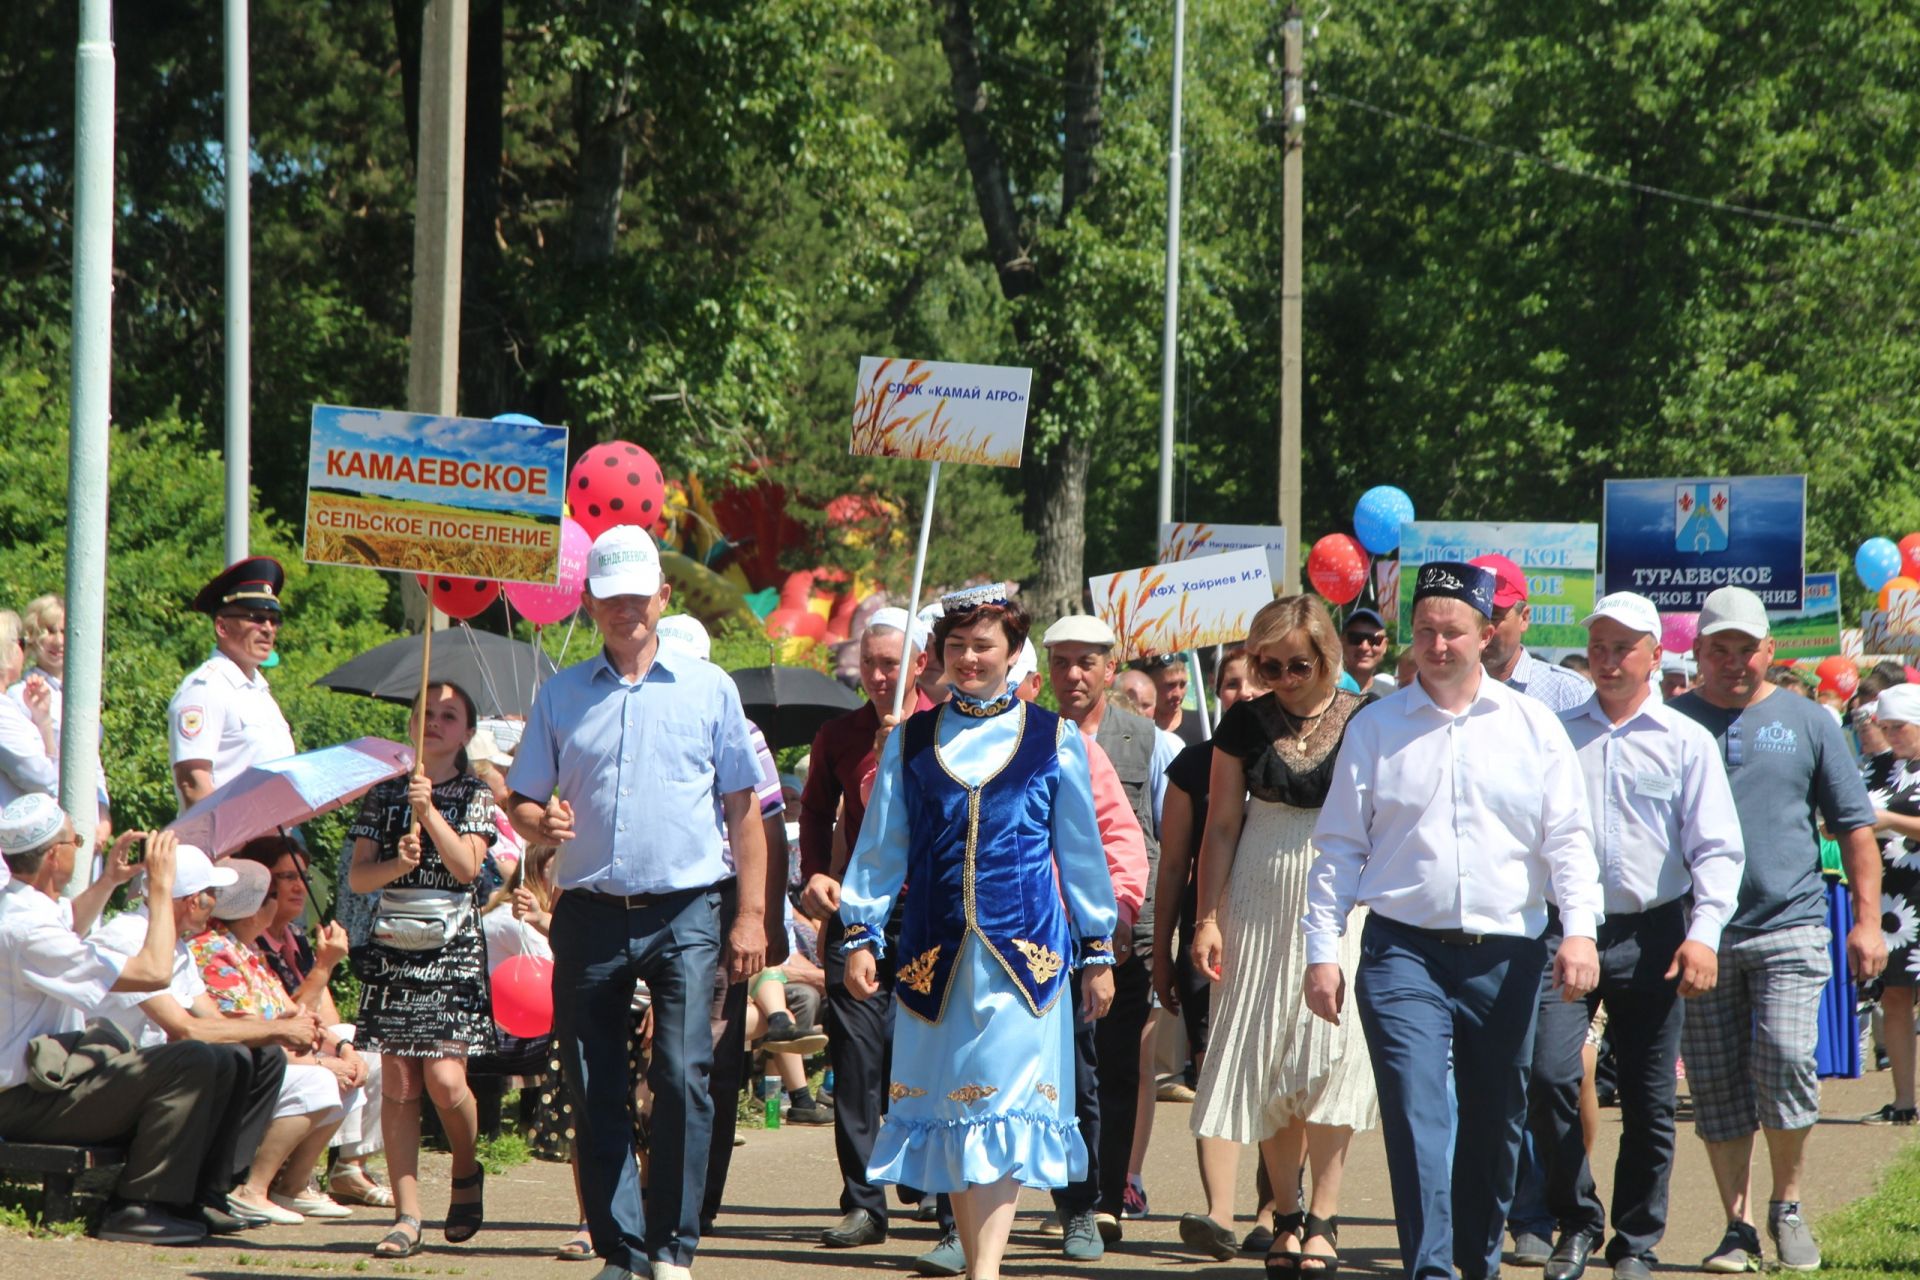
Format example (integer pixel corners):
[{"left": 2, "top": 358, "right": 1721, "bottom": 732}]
[
  {"left": 1341, "top": 606, "right": 1397, "bottom": 697},
  {"left": 168, "top": 558, "right": 297, "bottom": 810},
  {"left": 1305, "top": 561, "right": 1602, "bottom": 1280}
]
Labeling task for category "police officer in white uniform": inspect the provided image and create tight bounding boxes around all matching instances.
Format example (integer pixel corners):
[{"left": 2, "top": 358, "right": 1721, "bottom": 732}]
[{"left": 168, "top": 558, "right": 297, "bottom": 810}]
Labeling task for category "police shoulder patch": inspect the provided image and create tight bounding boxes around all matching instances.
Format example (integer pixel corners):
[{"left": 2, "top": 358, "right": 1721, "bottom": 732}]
[{"left": 179, "top": 706, "right": 205, "bottom": 739}]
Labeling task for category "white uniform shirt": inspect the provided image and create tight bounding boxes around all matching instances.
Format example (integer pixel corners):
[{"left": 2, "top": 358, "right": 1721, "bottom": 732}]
[
  {"left": 167, "top": 651, "right": 297, "bottom": 807},
  {"left": 1558, "top": 695, "right": 1746, "bottom": 951},
  {"left": 89, "top": 907, "right": 206, "bottom": 1050},
  {"left": 1304, "top": 672, "right": 1603, "bottom": 966},
  {"left": 0, "top": 881, "right": 128, "bottom": 1089}
]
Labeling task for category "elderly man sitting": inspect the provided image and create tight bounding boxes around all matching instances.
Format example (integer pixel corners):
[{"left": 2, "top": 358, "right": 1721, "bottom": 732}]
[
  {"left": 91, "top": 846, "right": 333, "bottom": 1229},
  {"left": 0, "top": 797, "right": 240, "bottom": 1244},
  {"left": 186, "top": 859, "right": 370, "bottom": 1224}
]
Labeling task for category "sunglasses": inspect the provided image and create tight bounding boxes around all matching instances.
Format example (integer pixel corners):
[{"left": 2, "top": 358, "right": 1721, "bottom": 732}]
[
  {"left": 1256, "top": 656, "right": 1319, "bottom": 683},
  {"left": 220, "top": 610, "right": 281, "bottom": 628},
  {"left": 1344, "top": 631, "right": 1387, "bottom": 647}
]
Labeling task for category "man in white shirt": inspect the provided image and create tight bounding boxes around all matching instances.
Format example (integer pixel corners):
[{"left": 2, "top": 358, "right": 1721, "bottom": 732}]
[
  {"left": 1529, "top": 594, "right": 1745, "bottom": 1280},
  {"left": 1304, "top": 561, "right": 1603, "bottom": 1280},
  {"left": 92, "top": 844, "right": 324, "bottom": 1232},
  {"left": 0, "top": 802, "right": 237, "bottom": 1244},
  {"left": 168, "top": 558, "right": 298, "bottom": 809}
]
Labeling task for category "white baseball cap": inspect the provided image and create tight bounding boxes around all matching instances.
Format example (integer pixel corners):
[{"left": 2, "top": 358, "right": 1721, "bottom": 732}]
[
  {"left": 587, "top": 526, "right": 664, "bottom": 599},
  {"left": 466, "top": 728, "right": 514, "bottom": 768},
  {"left": 1042, "top": 614, "right": 1118, "bottom": 648},
  {"left": 1580, "top": 591, "right": 1661, "bottom": 638},
  {"left": 168, "top": 843, "right": 238, "bottom": 900},
  {"left": 1697, "top": 586, "right": 1770, "bottom": 639},
  {"left": 1008, "top": 639, "right": 1038, "bottom": 690},
  {"left": 656, "top": 613, "right": 712, "bottom": 662},
  {"left": 1874, "top": 684, "right": 1920, "bottom": 726}
]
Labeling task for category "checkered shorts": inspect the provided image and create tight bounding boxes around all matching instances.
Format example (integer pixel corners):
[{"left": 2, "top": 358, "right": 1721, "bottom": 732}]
[{"left": 1680, "top": 924, "right": 1831, "bottom": 1142}]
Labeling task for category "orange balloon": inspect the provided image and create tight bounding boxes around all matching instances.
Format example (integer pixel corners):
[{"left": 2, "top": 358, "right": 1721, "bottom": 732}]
[{"left": 1880, "top": 576, "right": 1919, "bottom": 611}]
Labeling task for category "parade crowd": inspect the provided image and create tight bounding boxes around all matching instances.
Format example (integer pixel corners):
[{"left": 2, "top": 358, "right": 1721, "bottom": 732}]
[{"left": 2, "top": 529, "right": 1917, "bottom": 1280}]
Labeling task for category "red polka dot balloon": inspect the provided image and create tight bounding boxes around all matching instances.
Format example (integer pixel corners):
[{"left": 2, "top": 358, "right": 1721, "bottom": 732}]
[
  {"left": 569, "top": 441, "right": 667, "bottom": 541},
  {"left": 416, "top": 573, "right": 501, "bottom": 621}
]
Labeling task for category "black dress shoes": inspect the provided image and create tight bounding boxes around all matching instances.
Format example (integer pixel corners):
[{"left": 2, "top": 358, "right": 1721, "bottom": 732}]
[
  {"left": 821, "top": 1208, "right": 887, "bottom": 1248},
  {"left": 1543, "top": 1230, "right": 1602, "bottom": 1280}
]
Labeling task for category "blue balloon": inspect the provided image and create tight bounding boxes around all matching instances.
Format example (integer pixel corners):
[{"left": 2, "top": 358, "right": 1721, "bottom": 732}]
[
  {"left": 1353, "top": 485, "right": 1416, "bottom": 554},
  {"left": 1856, "top": 537, "right": 1903, "bottom": 592},
  {"left": 491, "top": 412, "right": 543, "bottom": 426}
]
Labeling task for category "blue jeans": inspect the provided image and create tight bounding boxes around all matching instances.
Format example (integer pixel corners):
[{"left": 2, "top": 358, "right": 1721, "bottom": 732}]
[
  {"left": 1355, "top": 915, "right": 1546, "bottom": 1280},
  {"left": 553, "top": 885, "right": 723, "bottom": 1272}
]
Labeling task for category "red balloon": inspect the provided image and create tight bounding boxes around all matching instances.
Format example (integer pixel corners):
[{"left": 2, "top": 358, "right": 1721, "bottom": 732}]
[
  {"left": 491, "top": 955, "right": 555, "bottom": 1039},
  {"left": 765, "top": 606, "right": 811, "bottom": 638},
  {"left": 1901, "top": 533, "right": 1920, "bottom": 580},
  {"left": 1814, "top": 655, "right": 1858, "bottom": 698},
  {"left": 1307, "top": 533, "right": 1370, "bottom": 605},
  {"left": 569, "top": 441, "right": 667, "bottom": 542},
  {"left": 415, "top": 574, "right": 500, "bottom": 621}
]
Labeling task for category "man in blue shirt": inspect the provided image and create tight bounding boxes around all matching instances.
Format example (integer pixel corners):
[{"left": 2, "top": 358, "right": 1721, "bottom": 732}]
[{"left": 508, "top": 526, "right": 768, "bottom": 1280}]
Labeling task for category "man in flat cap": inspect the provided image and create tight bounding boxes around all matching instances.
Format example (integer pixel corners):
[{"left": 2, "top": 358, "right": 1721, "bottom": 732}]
[
  {"left": 168, "top": 557, "right": 297, "bottom": 810},
  {"left": 1304, "top": 561, "right": 1602, "bottom": 1280}
]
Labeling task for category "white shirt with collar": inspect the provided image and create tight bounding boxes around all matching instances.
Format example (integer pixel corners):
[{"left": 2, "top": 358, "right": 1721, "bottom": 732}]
[
  {"left": 89, "top": 907, "right": 206, "bottom": 1050},
  {"left": 0, "top": 881, "right": 128, "bottom": 1090},
  {"left": 1304, "top": 671, "right": 1603, "bottom": 966},
  {"left": 167, "top": 651, "right": 297, "bottom": 806},
  {"left": 1558, "top": 694, "right": 1745, "bottom": 951}
]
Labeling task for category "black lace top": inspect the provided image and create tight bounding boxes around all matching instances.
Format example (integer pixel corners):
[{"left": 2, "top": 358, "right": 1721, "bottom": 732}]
[{"left": 1210, "top": 689, "right": 1370, "bottom": 808}]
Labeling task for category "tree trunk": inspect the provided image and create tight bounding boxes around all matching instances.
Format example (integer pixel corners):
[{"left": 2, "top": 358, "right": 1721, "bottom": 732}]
[
  {"left": 569, "top": 1, "right": 644, "bottom": 269},
  {"left": 933, "top": 0, "right": 1035, "bottom": 299},
  {"left": 1022, "top": 430, "right": 1093, "bottom": 619}
]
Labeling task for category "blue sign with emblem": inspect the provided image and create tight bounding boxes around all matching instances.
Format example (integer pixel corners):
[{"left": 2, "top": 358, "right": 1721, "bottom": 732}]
[{"left": 1602, "top": 475, "right": 1805, "bottom": 612}]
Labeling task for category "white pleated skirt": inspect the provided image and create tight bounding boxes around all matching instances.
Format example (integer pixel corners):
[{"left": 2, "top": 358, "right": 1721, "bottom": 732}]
[{"left": 1191, "top": 799, "right": 1378, "bottom": 1142}]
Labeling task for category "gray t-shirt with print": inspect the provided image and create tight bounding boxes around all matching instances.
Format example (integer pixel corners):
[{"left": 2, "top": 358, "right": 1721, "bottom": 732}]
[{"left": 1668, "top": 687, "right": 1874, "bottom": 938}]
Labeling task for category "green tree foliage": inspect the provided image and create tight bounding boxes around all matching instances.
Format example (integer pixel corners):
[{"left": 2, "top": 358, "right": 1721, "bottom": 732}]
[{"left": 0, "top": 329, "right": 405, "bottom": 888}]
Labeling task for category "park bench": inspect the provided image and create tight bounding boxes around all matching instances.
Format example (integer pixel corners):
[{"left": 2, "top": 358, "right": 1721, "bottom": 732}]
[{"left": 0, "top": 1141, "right": 126, "bottom": 1222}]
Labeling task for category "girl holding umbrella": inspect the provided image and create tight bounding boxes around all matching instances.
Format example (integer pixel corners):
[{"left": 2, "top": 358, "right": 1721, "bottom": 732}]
[{"left": 346, "top": 681, "right": 497, "bottom": 1258}]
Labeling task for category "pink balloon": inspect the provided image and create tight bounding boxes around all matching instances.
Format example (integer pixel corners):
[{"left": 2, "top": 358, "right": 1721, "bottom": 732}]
[
  {"left": 491, "top": 954, "right": 555, "bottom": 1039},
  {"left": 503, "top": 517, "right": 592, "bottom": 625},
  {"left": 1659, "top": 612, "right": 1699, "bottom": 653}
]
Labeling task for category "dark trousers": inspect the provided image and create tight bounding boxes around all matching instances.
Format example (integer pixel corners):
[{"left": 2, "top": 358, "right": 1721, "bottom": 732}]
[
  {"left": 1355, "top": 915, "right": 1545, "bottom": 1280},
  {"left": 1051, "top": 952, "right": 1150, "bottom": 1218},
  {"left": 824, "top": 913, "right": 896, "bottom": 1224},
  {"left": 206, "top": 1045, "right": 287, "bottom": 1195},
  {"left": 1527, "top": 902, "right": 1687, "bottom": 1261},
  {"left": 0, "top": 1039, "right": 233, "bottom": 1206},
  {"left": 553, "top": 885, "right": 722, "bottom": 1272},
  {"left": 702, "top": 880, "right": 749, "bottom": 1227},
  {"left": 821, "top": 915, "right": 953, "bottom": 1233}
]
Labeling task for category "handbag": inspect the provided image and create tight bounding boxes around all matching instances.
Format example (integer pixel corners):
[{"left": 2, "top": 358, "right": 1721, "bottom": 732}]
[{"left": 372, "top": 887, "right": 472, "bottom": 952}]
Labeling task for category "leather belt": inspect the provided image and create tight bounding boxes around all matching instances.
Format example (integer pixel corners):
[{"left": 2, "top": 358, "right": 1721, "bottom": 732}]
[{"left": 572, "top": 881, "right": 727, "bottom": 911}]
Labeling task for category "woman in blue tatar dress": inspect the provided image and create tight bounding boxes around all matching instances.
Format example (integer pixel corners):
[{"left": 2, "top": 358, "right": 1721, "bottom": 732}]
[{"left": 842, "top": 589, "right": 1119, "bottom": 1280}]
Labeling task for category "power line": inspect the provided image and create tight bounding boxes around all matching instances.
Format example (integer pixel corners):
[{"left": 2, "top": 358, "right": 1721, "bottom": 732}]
[{"left": 1314, "top": 86, "right": 1873, "bottom": 238}]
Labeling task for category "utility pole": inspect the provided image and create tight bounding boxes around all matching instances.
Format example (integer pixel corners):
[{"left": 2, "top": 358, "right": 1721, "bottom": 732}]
[
  {"left": 223, "top": 0, "right": 251, "bottom": 564},
  {"left": 1155, "top": 0, "right": 1186, "bottom": 532},
  {"left": 64, "top": 0, "right": 115, "bottom": 892},
  {"left": 402, "top": 0, "right": 469, "bottom": 630},
  {"left": 1272, "top": 5, "right": 1305, "bottom": 592}
]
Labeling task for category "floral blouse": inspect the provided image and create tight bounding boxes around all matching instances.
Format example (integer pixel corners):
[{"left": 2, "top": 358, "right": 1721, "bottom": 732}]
[{"left": 188, "top": 924, "right": 293, "bottom": 1019}]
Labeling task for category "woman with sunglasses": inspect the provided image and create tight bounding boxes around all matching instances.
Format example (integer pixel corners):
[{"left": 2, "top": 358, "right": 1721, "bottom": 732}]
[{"left": 1180, "top": 596, "right": 1377, "bottom": 1277}]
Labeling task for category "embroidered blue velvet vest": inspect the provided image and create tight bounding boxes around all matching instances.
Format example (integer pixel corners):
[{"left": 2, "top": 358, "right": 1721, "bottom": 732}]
[{"left": 892, "top": 702, "right": 1072, "bottom": 1024}]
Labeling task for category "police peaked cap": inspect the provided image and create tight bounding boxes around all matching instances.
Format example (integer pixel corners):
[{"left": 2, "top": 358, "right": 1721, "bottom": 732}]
[{"left": 193, "top": 556, "right": 286, "bottom": 616}]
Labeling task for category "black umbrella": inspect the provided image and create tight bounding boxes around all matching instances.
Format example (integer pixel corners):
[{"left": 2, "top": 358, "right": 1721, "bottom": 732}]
[
  {"left": 728, "top": 665, "right": 863, "bottom": 751},
  {"left": 316, "top": 625, "right": 559, "bottom": 719}
]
